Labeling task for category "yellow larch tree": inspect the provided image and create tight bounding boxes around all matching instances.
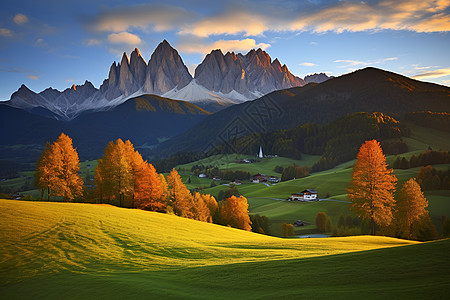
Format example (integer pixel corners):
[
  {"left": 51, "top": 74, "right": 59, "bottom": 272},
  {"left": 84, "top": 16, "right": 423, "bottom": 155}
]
[
  {"left": 347, "top": 139, "right": 397, "bottom": 234},
  {"left": 192, "top": 192, "right": 211, "bottom": 222},
  {"left": 48, "top": 133, "right": 83, "bottom": 202},
  {"left": 396, "top": 178, "right": 429, "bottom": 239},
  {"left": 35, "top": 142, "right": 53, "bottom": 201},
  {"left": 95, "top": 139, "right": 133, "bottom": 207},
  {"left": 220, "top": 195, "right": 252, "bottom": 231},
  {"left": 166, "top": 169, "right": 194, "bottom": 218}
]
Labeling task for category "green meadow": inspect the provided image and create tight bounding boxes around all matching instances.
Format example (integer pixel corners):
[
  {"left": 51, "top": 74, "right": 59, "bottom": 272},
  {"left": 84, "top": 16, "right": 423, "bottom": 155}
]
[{"left": 1, "top": 199, "right": 449, "bottom": 299}]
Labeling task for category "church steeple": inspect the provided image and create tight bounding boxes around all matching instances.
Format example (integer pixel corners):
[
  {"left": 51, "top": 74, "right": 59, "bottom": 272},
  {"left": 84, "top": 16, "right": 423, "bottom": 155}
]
[{"left": 258, "top": 146, "right": 263, "bottom": 158}]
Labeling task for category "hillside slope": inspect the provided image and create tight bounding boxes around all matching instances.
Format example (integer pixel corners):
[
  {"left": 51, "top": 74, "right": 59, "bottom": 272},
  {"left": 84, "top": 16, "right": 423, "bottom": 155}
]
[
  {"left": 156, "top": 67, "right": 450, "bottom": 157},
  {"left": 2, "top": 200, "right": 448, "bottom": 298},
  {"left": 0, "top": 94, "right": 209, "bottom": 162}
]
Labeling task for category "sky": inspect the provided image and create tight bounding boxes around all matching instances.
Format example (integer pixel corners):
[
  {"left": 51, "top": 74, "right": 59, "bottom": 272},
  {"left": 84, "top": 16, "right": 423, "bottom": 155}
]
[{"left": 0, "top": 0, "right": 449, "bottom": 100}]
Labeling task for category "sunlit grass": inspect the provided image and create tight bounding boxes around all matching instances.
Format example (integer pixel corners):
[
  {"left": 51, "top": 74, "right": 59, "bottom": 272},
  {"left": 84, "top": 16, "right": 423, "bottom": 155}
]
[{"left": 1, "top": 199, "right": 448, "bottom": 298}]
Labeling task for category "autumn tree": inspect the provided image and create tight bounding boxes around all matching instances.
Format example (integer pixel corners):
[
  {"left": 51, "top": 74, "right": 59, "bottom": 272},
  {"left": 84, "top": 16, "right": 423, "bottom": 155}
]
[
  {"left": 220, "top": 195, "right": 252, "bottom": 231},
  {"left": 347, "top": 139, "right": 397, "bottom": 234},
  {"left": 396, "top": 178, "right": 429, "bottom": 239},
  {"left": 43, "top": 133, "right": 83, "bottom": 201},
  {"left": 35, "top": 142, "right": 52, "bottom": 201},
  {"left": 199, "top": 193, "right": 218, "bottom": 223},
  {"left": 166, "top": 169, "right": 194, "bottom": 218},
  {"left": 315, "top": 212, "right": 327, "bottom": 233},
  {"left": 192, "top": 192, "right": 211, "bottom": 222},
  {"left": 281, "top": 222, "right": 295, "bottom": 237},
  {"left": 95, "top": 139, "right": 133, "bottom": 207}
]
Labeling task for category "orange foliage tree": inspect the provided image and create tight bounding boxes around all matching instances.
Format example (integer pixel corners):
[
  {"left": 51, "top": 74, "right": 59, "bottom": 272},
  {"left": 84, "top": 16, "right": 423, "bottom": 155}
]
[
  {"left": 220, "top": 195, "right": 252, "bottom": 231},
  {"left": 35, "top": 142, "right": 53, "bottom": 201},
  {"left": 202, "top": 193, "right": 218, "bottom": 223},
  {"left": 95, "top": 139, "right": 133, "bottom": 207},
  {"left": 166, "top": 169, "right": 194, "bottom": 218},
  {"left": 134, "top": 162, "right": 166, "bottom": 211},
  {"left": 36, "top": 133, "right": 83, "bottom": 202},
  {"left": 347, "top": 139, "right": 397, "bottom": 234},
  {"left": 95, "top": 138, "right": 167, "bottom": 209},
  {"left": 396, "top": 178, "right": 429, "bottom": 239}
]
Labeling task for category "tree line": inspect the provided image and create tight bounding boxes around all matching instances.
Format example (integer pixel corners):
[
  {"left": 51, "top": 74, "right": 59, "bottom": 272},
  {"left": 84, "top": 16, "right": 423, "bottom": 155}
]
[
  {"left": 392, "top": 150, "right": 450, "bottom": 170},
  {"left": 405, "top": 111, "right": 450, "bottom": 133},
  {"left": 202, "top": 112, "right": 410, "bottom": 173},
  {"left": 35, "top": 133, "right": 253, "bottom": 231},
  {"left": 190, "top": 165, "right": 250, "bottom": 181}
]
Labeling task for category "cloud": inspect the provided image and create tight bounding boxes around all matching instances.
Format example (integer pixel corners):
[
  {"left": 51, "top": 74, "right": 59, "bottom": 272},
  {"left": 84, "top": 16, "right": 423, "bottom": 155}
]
[
  {"left": 0, "top": 65, "right": 39, "bottom": 80},
  {"left": 107, "top": 32, "right": 141, "bottom": 45},
  {"left": 85, "top": 38, "right": 102, "bottom": 46},
  {"left": 300, "top": 62, "right": 316, "bottom": 67},
  {"left": 0, "top": 28, "right": 14, "bottom": 37},
  {"left": 177, "top": 38, "right": 270, "bottom": 55},
  {"left": 90, "top": 4, "right": 194, "bottom": 33},
  {"left": 35, "top": 38, "right": 48, "bottom": 47},
  {"left": 179, "top": 10, "right": 270, "bottom": 37},
  {"left": 0, "top": 65, "right": 36, "bottom": 74},
  {"left": 178, "top": 0, "right": 449, "bottom": 37},
  {"left": 13, "top": 13, "right": 28, "bottom": 25},
  {"left": 27, "top": 75, "right": 39, "bottom": 80},
  {"left": 412, "top": 67, "right": 450, "bottom": 79},
  {"left": 334, "top": 57, "right": 398, "bottom": 68}
]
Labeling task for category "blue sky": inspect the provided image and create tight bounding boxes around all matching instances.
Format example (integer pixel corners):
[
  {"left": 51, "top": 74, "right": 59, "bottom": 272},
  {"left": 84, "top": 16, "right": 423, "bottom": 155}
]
[{"left": 0, "top": 0, "right": 449, "bottom": 100}]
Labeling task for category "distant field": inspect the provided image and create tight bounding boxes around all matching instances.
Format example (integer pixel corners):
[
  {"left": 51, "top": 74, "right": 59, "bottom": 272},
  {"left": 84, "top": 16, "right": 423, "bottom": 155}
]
[
  {"left": 177, "top": 153, "right": 321, "bottom": 176},
  {"left": 3, "top": 200, "right": 449, "bottom": 299}
]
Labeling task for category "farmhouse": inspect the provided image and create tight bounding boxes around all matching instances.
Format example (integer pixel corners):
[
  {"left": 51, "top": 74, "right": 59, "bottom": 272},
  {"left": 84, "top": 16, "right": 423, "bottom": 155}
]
[
  {"left": 252, "top": 173, "right": 268, "bottom": 183},
  {"left": 289, "top": 189, "right": 318, "bottom": 201},
  {"left": 269, "top": 176, "right": 280, "bottom": 183}
]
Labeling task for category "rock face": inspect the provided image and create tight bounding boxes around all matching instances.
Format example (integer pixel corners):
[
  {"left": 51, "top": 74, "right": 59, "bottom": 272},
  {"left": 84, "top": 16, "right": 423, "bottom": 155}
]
[
  {"left": 144, "top": 40, "right": 192, "bottom": 94},
  {"left": 5, "top": 40, "right": 308, "bottom": 120},
  {"left": 304, "top": 73, "right": 334, "bottom": 84},
  {"left": 195, "top": 48, "right": 305, "bottom": 98}
]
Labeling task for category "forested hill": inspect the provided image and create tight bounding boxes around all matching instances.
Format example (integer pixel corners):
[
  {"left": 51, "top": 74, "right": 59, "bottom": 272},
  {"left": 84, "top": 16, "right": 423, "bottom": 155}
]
[
  {"left": 158, "top": 112, "right": 410, "bottom": 172},
  {"left": 0, "top": 94, "right": 209, "bottom": 163},
  {"left": 154, "top": 67, "right": 450, "bottom": 158}
]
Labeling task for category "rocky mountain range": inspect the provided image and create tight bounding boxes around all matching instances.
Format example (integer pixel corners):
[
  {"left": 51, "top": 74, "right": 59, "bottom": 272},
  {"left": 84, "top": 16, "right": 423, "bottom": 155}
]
[
  {"left": 2, "top": 40, "right": 328, "bottom": 120},
  {"left": 304, "top": 73, "right": 334, "bottom": 84}
]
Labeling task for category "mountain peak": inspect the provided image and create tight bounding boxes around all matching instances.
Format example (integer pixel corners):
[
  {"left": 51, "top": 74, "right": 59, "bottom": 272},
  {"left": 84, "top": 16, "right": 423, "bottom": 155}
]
[
  {"left": 121, "top": 52, "right": 129, "bottom": 64},
  {"left": 155, "top": 39, "right": 174, "bottom": 53},
  {"left": 132, "top": 48, "right": 142, "bottom": 58}
]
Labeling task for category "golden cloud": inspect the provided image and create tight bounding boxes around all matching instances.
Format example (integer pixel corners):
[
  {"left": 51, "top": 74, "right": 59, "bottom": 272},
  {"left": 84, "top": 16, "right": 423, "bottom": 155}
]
[
  {"left": 0, "top": 28, "right": 14, "bottom": 37},
  {"left": 179, "top": 11, "right": 270, "bottom": 37},
  {"left": 177, "top": 38, "right": 270, "bottom": 55},
  {"left": 13, "top": 13, "right": 28, "bottom": 25},
  {"left": 412, "top": 67, "right": 450, "bottom": 79},
  {"left": 27, "top": 75, "right": 39, "bottom": 80},
  {"left": 92, "top": 4, "right": 193, "bottom": 32},
  {"left": 107, "top": 32, "right": 142, "bottom": 45},
  {"left": 179, "top": 0, "right": 449, "bottom": 37}
]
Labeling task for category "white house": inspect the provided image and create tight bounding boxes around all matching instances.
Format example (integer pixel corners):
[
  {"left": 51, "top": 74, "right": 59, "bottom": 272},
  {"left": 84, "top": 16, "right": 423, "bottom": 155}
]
[{"left": 289, "top": 189, "right": 318, "bottom": 201}]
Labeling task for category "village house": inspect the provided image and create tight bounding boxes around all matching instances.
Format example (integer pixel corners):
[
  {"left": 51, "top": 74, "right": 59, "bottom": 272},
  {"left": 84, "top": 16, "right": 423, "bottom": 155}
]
[
  {"left": 289, "top": 189, "right": 318, "bottom": 201},
  {"left": 269, "top": 176, "right": 280, "bottom": 183},
  {"left": 252, "top": 173, "right": 268, "bottom": 183}
]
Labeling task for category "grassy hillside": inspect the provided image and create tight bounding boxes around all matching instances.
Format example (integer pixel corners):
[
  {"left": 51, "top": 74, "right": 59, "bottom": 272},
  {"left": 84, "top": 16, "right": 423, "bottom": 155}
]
[
  {"left": 177, "top": 153, "right": 320, "bottom": 176},
  {"left": 1, "top": 200, "right": 449, "bottom": 299}
]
